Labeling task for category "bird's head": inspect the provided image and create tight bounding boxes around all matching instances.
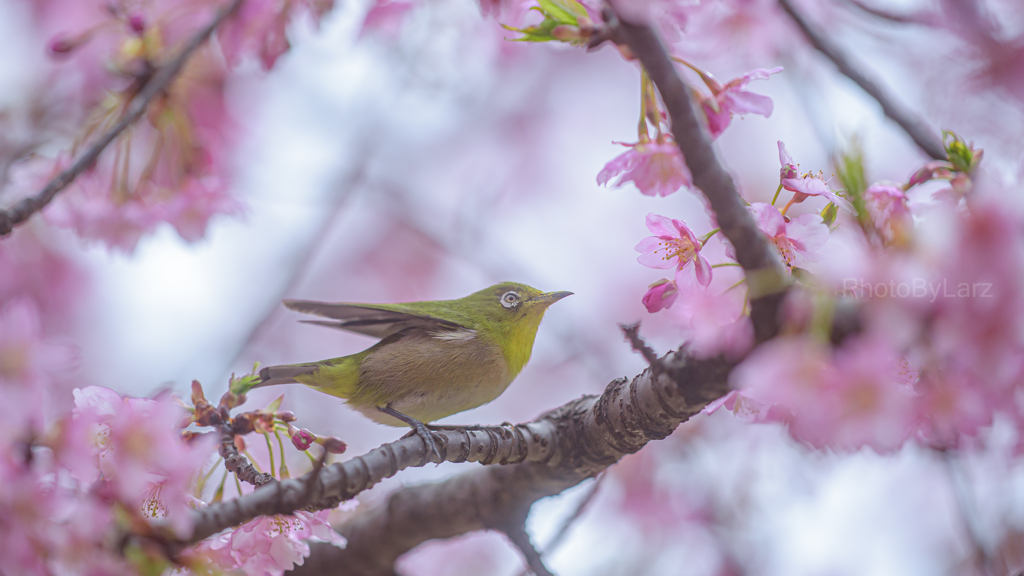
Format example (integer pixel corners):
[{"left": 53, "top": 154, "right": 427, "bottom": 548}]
[
  {"left": 463, "top": 282, "right": 573, "bottom": 326},
  {"left": 461, "top": 282, "right": 572, "bottom": 375}
]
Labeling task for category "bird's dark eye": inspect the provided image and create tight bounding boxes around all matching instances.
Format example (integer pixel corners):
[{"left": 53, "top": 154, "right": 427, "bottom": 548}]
[{"left": 500, "top": 291, "right": 521, "bottom": 309}]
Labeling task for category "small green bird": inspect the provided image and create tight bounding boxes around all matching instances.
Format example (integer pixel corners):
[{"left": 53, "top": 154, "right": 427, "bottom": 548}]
[{"left": 253, "top": 282, "right": 571, "bottom": 458}]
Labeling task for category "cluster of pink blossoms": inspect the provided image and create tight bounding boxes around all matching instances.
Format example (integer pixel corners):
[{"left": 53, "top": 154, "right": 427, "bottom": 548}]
[{"left": 9, "top": 0, "right": 336, "bottom": 251}]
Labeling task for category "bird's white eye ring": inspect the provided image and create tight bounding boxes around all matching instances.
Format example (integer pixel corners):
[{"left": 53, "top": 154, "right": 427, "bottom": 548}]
[{"left": 500, "top": 291, "right": 520, "bottom": 308}]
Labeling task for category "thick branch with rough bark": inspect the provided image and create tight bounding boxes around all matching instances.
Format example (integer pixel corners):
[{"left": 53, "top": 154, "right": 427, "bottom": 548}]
[
  {"left": 289, "top": 348, "right": 732, "bottom": 576},
  {"left": 181, "top": 345, "right": 731, "bottom": 547},
  {"left": 778, "top": 0, "right": 947, "bottom": 161},
  {"left": 0, "top": 0, "right": 243, "bottom": 238}
]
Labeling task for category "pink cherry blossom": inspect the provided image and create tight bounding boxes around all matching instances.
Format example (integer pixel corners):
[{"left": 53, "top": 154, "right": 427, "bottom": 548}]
[
  {"left": 360, "top": 0, "right": 417, "bottom": 38},
  {"left": 668, "top": 275, "right": 753, "bottom": 359},
  {"left": 701, "top": 67, "right": 782, "bottom": 138},
  {"left": 71, "top": 386, "right": 216, "bottom": 536},
  {"left": 219, "top": 0, "right": 335, "bottom": 70},
  {"left": 598, "top": 139, "right": 693, "bottom": 197},
  {"left": 642, "top": 278, "right": 679, "bottom": 312},
  {"left": 731, "top": 335, "right": 919, "bottom": 451},
  {"left": 635, "top": 213, "right": 712, "bottom": 287},
  {"left": 777, "top": 141, "right": 854, "bottom": 212},
  {"left": 198, "top": 510, "right": 345, "bottom": 575},
  {"left": 749, "top": 202, "right": 829, "bottom": 269},
  {"left": 863, "top": 183, "right": 913, "bottom": 244}
]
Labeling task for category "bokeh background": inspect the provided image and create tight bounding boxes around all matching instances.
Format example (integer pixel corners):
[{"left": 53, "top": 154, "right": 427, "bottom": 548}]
[{"left": 3, "top": 0, "right": 1024, "bottom": 574}]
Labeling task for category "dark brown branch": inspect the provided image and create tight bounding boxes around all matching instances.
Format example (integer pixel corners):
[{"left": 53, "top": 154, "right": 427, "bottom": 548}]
[
  {"left": 0, "top": 0, "right": 243, "bottom": 238},
  {"left": 218, "top": 423, "right": 275, "bottom": 488},
  {"left": 504, "top": 524, "right": 555, "bottom": 576},
  {"left": 605, "top": 9, "right": 789, "bottom": 343},
  {"left": 286, "top": 348, "right": 732, "bottom": 576},
  {"left": 778, "top": 0, "right": 947, "bottom": 161},
  {"left": 839, "top": 0, "right": 935, "bottom": 25},
  {"left": 620, "top": 322, "right": 662, "bottom": 369}
]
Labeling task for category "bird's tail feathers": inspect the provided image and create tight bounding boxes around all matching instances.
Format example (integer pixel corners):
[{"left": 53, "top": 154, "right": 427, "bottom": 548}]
[{"left": 257, "top": 364, "right": 318, "bottom": 387}]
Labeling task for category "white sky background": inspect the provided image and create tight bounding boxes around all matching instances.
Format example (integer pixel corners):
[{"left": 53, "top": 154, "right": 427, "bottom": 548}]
[{"left": 4, "top": 0, "right": 1024, "bottom": 574}]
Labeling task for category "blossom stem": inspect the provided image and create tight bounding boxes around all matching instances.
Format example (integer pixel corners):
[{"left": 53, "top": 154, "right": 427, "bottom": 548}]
[
  {"left": 670, "top": 55, "right": 720, "bottom": 92},
  {"left": 275, "top": 430, "right": 291, "bottom": 479},
  {"left": 723, "top": 278, "right": 747, "bottom": 293},
  {"left": 699, "top": 227, "right": 721, "bottom": 244},
  {"left": 264, "top": 433, "right": 276, "bottom": 479},
  {"left": 196, "top": 457, "right": 224, "bottom": 496},
  {"left": 771, "top": 183, "right": 783, "bottom": 205},
  {"left": 712, "top": 262, "right": 741, "bottom": 268},
  {"left": 780, "top": 197, "right": 797, "bottom": 217},
  {"left": 638, "top": 72, "right": 651, "bottom": 140},
  {"left": 212, "top": 468, "right": 228, "bottom": 503}
]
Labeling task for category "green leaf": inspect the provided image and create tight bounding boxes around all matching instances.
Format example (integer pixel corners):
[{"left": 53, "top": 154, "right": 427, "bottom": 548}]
[
  {"left": 820, "top": 202, "right": 838, "bottom": 226},
  {"left": 834, "top": 143, "right": 870, "bottom": 230},
  {"left": 266, "top": 394, "right": 284, "bottom": 413},
  {"left": 537, "top": 0, "right": 583, "bottom": 24}
]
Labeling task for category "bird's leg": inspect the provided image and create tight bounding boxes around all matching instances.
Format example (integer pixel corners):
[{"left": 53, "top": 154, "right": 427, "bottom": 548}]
[{"left": 377, "top": 405, "right": 442, "bottom": 462}]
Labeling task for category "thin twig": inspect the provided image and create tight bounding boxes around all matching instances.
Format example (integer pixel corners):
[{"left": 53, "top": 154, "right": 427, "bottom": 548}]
[
  {"left": 939, "top": 448, "right": 995, "bottom": 576},
  {"left": 620, "top": 322, "right": 662, "bottom": 370},
  {"left": 515, "top": 475, "right": 605, "bottom": 576},
  {"left": 838, "top": 0, "right": 935, "bottom": 25},
  {"left": 778, "top": 0, "right": 947, "bottom": 160},
  {"left": 0, "top": 0, "right": 244, "bottom": 237},
  {"left": 504, "top": 524, "right": 555, "bottom": 576},
  {"left": 218, "top": 422, "right": 275, "bottom": 488}
]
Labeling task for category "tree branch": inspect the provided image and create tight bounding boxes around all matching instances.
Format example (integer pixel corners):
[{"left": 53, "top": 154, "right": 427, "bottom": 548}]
[
  {"left": 0, "top": 0, "right": 243, "bottom": 238},
  {"left": 281, "top": 347, "right": 731, "bottom": 576},
  {"left": 778, "top": 0, "right": 947, "bottom": 160},
  {"left": 604, "top": 8, "right": 790, "bottom": 344},
  {"left": 174, "top": 343, "right": 730, "bottom": 554},
  {"left": 218, "top": 422, "right": 275, "bottom": 488}
]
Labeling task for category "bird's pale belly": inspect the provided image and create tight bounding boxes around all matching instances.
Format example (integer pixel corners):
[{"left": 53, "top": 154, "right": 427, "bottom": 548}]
[{"left": 351, "top": 331, "right": 516, "bottom": 426}]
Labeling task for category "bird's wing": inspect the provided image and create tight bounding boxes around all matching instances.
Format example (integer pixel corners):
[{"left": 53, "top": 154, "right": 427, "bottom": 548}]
[{"left": 282, "top": 300, "right": 467, "bottom": 339}]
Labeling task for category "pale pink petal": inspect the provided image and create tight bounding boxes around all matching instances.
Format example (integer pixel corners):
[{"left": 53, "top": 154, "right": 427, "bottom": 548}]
[
  {"left": 645, "top": 212, "right": 678, "bottom": 237},
  {"left": 748, "top": 202, "right": 786, "bottom": 237},
  {"left": 635, "top": 237, "right": 674, "bottom": 269}
]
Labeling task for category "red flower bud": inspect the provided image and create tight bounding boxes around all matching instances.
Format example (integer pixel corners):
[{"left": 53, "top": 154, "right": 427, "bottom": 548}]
[{"left": 291, "top": 428, "right": 314, "bottom": 451}]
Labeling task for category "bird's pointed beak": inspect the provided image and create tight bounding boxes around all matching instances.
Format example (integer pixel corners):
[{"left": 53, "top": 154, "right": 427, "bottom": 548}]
[{"left": 529, "top": 291, "right": 573, "bottom": 306}]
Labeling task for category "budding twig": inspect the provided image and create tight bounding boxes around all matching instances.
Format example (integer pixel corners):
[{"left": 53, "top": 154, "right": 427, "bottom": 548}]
[
  {"left": 218, "top": 422, "right": 275, "bottom": 488},
  {"left": 620, "top": 322, "right": 662, "bottom": 371},
  {"left": 504, "top": 523, "right": 555, "bottom": 576},
  {"left": 0, "top": 0, "right": 244, "bottom": 238},
  {"left": 778, "top": 0, "right": 947, "bottom": 160}
]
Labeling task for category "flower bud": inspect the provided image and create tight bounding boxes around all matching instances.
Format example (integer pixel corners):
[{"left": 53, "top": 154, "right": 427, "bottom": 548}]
[
  {"left": 319, "top": 436, "right": 347, "bottom": 454},
  {"left": 48, "top": 35, "right": 77, "bottom": 55},
  {"left": 275, "top": 410, "right": 296, "bottom": 422},
  {"left": 291, "top": 428, "right": 314, "bottom": 451},
  {"left": 128, "top": 13, "right": 146, "bottom": 34}
]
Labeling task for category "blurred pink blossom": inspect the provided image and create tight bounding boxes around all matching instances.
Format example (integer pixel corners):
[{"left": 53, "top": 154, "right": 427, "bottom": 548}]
[
  {"left": 701, "top": 67, "right": 782, "bottom": 138},
  {"left": 598, "top": 139, "right": 693, "bottom": 197},
  {"left": 635, "top": 213, "right": 712, "bottom": 287},
  {"left": 194, "top": 510, "right": 345, "bottom": 575},
  {"left": 669, "top": 275, "right": 753, "bottom": 359},
  {"left": 219, "top": 0, "right": 335, "bottom": 70},
  {"left": 0, "top": 227, "right": 84, "bottom": 328},
  {"left": 863, "top": 183, "right": 913, "bottom": 244},
  {"left": 360, "top": 0, "right": 416, "bottom": 38},
  {"left": 731, "top": 335, "right": 919, "bottom": 451},
  {"left": 749, "top": 202, "right": 829, "bottom": 269},
  {"left": 71, "top": 386, "right": 216, "bottom": 536}
]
